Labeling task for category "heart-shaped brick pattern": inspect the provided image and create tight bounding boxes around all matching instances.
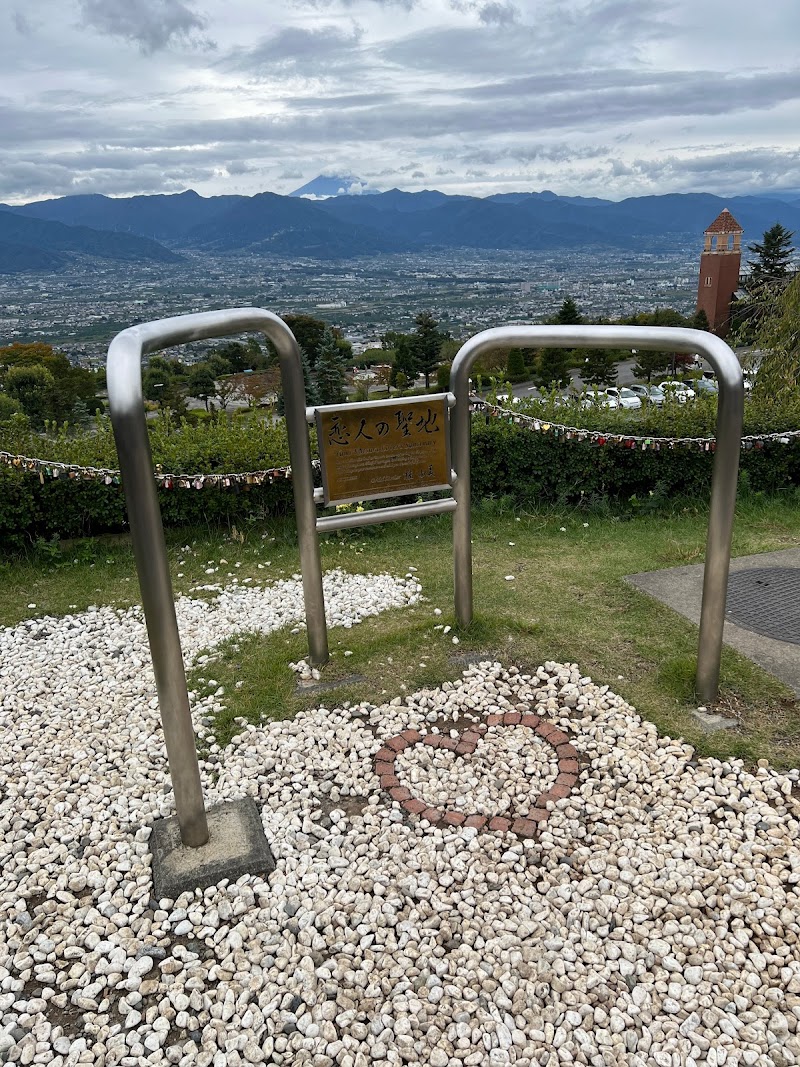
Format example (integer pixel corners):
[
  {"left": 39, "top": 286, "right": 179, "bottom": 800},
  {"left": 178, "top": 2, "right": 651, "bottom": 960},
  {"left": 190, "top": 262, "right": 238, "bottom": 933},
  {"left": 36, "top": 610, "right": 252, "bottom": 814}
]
[{"left": 374, "top": 711, "right": 579, "bottom": 837}]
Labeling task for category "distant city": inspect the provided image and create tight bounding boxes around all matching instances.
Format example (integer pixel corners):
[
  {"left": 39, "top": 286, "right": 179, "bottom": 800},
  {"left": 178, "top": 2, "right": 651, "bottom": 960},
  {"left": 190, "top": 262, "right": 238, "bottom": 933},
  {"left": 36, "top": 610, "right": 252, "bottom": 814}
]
[
  {"left": 3, "top": 181, "right": 798, "bottom": 366},
  {"left": 0, "top": 247, "right": 697, "bottom": 368}
]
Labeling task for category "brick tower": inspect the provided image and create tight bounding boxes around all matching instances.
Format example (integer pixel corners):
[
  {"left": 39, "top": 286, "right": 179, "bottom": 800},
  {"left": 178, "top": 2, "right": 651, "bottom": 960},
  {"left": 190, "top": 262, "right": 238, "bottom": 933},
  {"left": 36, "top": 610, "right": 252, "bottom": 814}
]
[{"left": 696, "top": 208, "right": 743, "bottom": 337}]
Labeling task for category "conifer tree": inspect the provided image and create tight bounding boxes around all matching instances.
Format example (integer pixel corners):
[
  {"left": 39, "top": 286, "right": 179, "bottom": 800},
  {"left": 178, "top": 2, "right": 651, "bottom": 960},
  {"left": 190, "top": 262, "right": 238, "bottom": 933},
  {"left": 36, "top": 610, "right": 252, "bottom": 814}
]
[
  {"left": 748, "top": 224, "right": 795, "bottom": 288},
  {"left": 555, "top": 297, "right": 582, "bottom": 325},
  {"left": 691, "top": 308, "right": 710, "bottom": 331},
  {"left": 506, "top": 348, "right": 527, "bottom": 383},
  {"left": 632, "top": 350, "right": 669, "bottom": 384},
  {"left": 582, "top": 348, "right": 618, "bottom": 387},
  {"left": 390, "top": 335, "right": 418, "bottom": 388},
  {"left": 314, "top": 328, "right": 347, "bottom": 404},
  {"left": 413, "top": 312, "right": 443, "bottom": 389},
  {"left": 533, "top": 348, "right": 571, "bottom": 390},
  {"left": 301, "top": 348, "right": 319, "bottom": 406}
]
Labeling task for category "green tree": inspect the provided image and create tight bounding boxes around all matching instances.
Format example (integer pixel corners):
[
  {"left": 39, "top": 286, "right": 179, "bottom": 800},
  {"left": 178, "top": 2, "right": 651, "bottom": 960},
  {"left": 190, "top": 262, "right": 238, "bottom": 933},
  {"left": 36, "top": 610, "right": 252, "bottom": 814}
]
[
  {"left": 749, "top": 272, "right": 800, "bottom": 402},
  {"left": 207, "top": 353, "right": 233, "bottom": 378},
  {"left": 506, "top": 348, "right": 527, "bottom": 384},
  {"left": 691, "top": 308, "right": 710, "bottom": 331},
  {"left": 555, "top": 297, "right": 582, "bottom": 325},
  {"left": 748, "top": 223, "right": 795, "bottom": 288},
  {"left": 533, "top": 348, "right": 571, "bottom": 390},
  {"left": 633, "top": 350, "right": 669, "bottom": 383},
  {"left": 412, "top": 312, "right": 444, "bottom": 389},
  {"left": 69, "top": 399, "right": 91, "bottom": 429},
  {"left": 390, "top": 334, "right": 418, "bottom": 388},
  {"left": 623, "top": 308, "right": 690, "bottom": 328},
  {"left": 143, "top": 362, "right": 173, "bottom": 405},
  {"left": 582, "top": 348, "right": 618, "bottom": 387},
  {"left": 212, "top": 341, "right": 253, "bottom": 374},
  {"left": 314, "top": 327, "right": 347, "bottom": 404},
  {"left": 0, "top": 393, "right": 21, "bottom": 421},
  {"left": 282, "top": 314, "right": 352, "bottom": 368},
  {"left": 0, "top": 342, "right": 102, "bottom": 420},
  {"left": 301, "top": 348, "right": 319, "bottom": 406},
  {"left": 187, "top": 364, "right": 217, "bottom": 411},
  {"left": 3, "top": 364, "right": 55, "bottom": 426}
]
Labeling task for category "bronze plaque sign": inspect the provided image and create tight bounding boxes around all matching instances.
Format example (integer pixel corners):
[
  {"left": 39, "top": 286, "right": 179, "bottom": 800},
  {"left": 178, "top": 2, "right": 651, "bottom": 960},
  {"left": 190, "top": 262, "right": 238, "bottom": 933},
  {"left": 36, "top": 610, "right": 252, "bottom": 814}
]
[{"left": 316, "top": 395, "right": 451, "bottom": 506}]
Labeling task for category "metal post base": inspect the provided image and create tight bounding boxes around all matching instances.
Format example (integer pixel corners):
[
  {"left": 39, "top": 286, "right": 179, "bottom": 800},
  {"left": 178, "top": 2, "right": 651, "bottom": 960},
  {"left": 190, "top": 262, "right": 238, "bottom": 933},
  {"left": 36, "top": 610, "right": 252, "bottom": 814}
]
[{"left": 149, "top": 798, "right": 275, "bottom": 902}]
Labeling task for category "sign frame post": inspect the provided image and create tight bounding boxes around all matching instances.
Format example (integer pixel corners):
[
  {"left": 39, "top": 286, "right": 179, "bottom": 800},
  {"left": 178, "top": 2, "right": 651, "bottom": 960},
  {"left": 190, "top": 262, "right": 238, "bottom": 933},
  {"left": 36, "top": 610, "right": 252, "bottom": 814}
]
[
  {"left": 107, "top": 308, "right": 328, "bottom": 849},
  {"left": 449, "top": 325, "right": 744, "bottom": 704}
]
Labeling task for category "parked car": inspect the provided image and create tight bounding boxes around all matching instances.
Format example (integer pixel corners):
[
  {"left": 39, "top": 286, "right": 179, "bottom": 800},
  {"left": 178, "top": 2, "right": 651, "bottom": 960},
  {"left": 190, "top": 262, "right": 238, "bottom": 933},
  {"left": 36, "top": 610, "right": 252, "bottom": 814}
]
[
  {"left": 604, "top": 387, "right": 642, "bottom": 410},
  {"left": 693, "top": 377, "right": 718, "bottom": 395},
  {"left": 629, "top": 384, "right": 665, "bottom": 406},
  {"left": 660, "top": 381, "right": 696, "bottom": 403},
  {"left": 496, "top": 393, "right": 521, "bottom": 406},
  {"left": 580, "top": 390, "right": 620, "bottom": 410}
]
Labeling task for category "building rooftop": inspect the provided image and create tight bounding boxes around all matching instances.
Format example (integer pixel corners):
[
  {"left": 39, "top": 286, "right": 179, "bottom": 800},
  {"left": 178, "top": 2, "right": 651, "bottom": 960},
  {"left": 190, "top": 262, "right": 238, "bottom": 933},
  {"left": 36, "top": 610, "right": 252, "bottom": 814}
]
[{"left": 704, "top": 208, "right": 744, "bottom": 235}]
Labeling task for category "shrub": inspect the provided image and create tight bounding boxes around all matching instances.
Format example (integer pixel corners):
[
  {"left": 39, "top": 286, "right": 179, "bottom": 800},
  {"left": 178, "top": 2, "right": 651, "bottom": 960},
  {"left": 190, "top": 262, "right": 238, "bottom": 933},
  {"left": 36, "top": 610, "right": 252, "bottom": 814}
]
[
  {"left": 471, "top": 392, "right": 800, "bottom": 506},
  {"left": 1, "top": 393, "right": 799, "bottom": 552},
  {"left": 0, "top": 411, "right": 298, "bottom": 551}
]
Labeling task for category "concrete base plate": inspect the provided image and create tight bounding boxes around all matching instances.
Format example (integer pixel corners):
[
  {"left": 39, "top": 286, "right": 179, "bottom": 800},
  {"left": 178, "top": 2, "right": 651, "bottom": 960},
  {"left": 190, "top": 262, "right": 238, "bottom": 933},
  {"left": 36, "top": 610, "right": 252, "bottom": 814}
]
[
  {"left": 691, "top": 708, "right": 739, "bottom": 733},
  {"left": 150, "top": 798, "right": 275, "bottom": 902}
]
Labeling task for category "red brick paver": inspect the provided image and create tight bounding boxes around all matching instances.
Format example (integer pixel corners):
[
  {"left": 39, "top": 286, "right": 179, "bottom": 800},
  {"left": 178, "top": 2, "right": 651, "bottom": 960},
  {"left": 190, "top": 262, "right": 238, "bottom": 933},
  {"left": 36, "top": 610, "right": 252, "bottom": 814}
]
[
  {"left": 464, "top": 814, "right": 487, "bottom": 830},
  {"left": 442, "top": 811, "right": 466, "bottom": 827},
  {"left": 376, "top": 715, "right": 580, "bottom": 838},
  {"left": 488, "top": 816, "right": 512, "bottom": 832}
]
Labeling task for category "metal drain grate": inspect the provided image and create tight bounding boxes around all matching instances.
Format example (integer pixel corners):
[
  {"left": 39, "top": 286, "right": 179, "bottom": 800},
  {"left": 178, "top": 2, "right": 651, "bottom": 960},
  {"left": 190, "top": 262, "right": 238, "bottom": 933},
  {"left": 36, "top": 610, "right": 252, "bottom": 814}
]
[{"left": 725, "top": 568, "right": 800, "bottom": 645}]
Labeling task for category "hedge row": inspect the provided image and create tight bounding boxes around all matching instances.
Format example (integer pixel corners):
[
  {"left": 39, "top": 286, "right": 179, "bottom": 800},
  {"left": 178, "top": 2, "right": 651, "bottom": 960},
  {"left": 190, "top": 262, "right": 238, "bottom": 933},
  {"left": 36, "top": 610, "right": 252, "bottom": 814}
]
[
  {"left": 1, "top": 400, "right": 799, "bottom": 552},
  {"left": 0, "top": 412, "right": 296, "bottom": 552},
  {"left": 470, "top": 416, "right": 800, "bottom": 508}
]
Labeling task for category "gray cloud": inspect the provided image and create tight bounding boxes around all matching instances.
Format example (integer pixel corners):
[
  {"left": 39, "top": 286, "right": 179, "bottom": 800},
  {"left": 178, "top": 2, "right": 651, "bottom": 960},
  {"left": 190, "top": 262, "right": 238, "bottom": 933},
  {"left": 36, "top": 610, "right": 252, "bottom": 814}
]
[
  {"left": 78, "top": 0, "right": 211, "bottom": 54},
  {"left": 2, "top": 0, "right": 799, "bottom": 204},
  {"left": 450, "top": 0, "right": 518, "bottom": 26},
  {"left": 618, "top": 147, "right": 800, "bottom": 193},
  {"left": 12, "top": 10, "right": 33, "bottom": 34},
  {"left": 289, "top": 0, "right": 416, "bottom": 8},
  {"left": 4, "top": 64, "right": 798, "bottom": 163},
  {"left": 386, "top": 0, "right": 673, "bottom": 75},
  {"left": 477, "top": 2, "right": 517, "bottom": 25},
  {"left": 223, "top": 23, "right": 363, "bottom": 75}
]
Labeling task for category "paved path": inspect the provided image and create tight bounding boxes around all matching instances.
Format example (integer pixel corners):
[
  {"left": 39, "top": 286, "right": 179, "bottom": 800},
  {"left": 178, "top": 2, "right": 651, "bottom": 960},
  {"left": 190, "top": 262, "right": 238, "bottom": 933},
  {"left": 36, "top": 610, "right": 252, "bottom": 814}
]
[{"left": 626, "top": 547, "right": 800, "bottom": 696}]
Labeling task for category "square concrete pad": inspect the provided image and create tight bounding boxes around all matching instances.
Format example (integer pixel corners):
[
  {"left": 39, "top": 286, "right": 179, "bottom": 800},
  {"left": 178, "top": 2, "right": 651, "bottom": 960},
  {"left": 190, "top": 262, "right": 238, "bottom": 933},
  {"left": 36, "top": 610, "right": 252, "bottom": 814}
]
[
  {"left": 625, "top": 547, "right": 800, "bottom": 697},
  {"left": 150, "top": 798, "right": 276, "bottom": 902}
]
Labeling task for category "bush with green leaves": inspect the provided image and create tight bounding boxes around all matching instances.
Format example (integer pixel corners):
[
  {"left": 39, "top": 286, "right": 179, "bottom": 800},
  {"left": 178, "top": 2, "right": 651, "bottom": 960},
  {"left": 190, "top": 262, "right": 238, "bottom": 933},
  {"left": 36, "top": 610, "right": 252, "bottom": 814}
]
[
  {"left": 472, "top": 391, "right": 800, "bottom": 507},
  {"left": 0, "top": 411, "right": 297, "bottom": 552},
  {"left": 1, "top": 390, "right": 799, "bottom": 552}
]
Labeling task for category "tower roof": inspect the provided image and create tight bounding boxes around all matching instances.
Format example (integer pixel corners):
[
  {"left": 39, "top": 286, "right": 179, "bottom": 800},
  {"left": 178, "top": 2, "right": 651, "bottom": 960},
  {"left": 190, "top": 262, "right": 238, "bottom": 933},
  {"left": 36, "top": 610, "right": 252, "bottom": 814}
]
[{"left": 704, "top": 208, "right": 743, "bottom": 235}]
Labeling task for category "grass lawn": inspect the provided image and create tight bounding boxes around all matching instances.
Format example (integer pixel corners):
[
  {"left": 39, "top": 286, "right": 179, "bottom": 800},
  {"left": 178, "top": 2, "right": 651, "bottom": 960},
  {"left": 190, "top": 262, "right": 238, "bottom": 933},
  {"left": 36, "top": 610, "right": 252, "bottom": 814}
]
[{"left": 2, "top": 493, "right": 799, "bottom": 768}]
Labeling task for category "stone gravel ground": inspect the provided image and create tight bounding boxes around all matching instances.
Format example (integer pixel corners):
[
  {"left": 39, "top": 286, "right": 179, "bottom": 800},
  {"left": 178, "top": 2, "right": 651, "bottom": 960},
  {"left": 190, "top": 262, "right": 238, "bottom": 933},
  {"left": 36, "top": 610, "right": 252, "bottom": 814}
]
[{"left": 1, "top": 573, "right": 800, "bottom": 1067}]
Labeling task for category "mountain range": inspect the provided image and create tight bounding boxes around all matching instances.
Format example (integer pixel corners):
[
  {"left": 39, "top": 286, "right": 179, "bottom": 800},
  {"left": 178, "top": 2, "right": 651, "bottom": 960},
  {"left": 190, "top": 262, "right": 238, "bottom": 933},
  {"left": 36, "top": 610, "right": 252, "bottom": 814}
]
[{"left": 1, "top": 187, "right": 799, "bottom": 273}]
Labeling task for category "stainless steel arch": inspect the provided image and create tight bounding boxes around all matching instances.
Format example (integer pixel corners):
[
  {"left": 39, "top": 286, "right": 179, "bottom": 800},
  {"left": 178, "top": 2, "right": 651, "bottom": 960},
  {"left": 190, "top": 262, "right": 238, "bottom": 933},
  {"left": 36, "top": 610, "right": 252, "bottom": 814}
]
[
  {"left": 107, "top": 308, "right": 328, "bottom": 847},
  {"left": 449, "top": 325, "right": 744, "bottom": 704}
]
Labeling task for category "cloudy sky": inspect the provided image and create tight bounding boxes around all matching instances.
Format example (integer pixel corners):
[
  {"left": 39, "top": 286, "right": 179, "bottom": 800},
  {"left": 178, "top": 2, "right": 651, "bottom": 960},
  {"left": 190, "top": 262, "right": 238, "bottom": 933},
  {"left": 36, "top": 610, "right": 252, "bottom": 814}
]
[{"left": 2, "top": 0, "right": 799, "bottom": 204}]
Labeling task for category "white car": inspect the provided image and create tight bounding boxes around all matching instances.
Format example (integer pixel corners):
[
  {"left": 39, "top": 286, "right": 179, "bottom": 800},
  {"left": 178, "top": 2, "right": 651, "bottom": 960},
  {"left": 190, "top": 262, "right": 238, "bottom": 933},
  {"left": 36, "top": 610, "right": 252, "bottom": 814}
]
[
  {"left": 660, "top": 381, "right": 696, "bottom": 403},
  {"left": 605, "top": 387, "right": 642, "bottom": 410},
  {"left": 580, "top": 390, "right": 620, "bottom": 410}
]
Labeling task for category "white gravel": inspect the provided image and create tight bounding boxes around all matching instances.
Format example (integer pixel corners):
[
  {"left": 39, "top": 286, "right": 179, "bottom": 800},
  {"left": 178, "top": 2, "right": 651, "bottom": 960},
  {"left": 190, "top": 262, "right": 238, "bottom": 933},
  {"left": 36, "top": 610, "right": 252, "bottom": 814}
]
[
  {"left": 1, "top": 576, "right": 799, "bottom": 1067},
  {"left": 393, "top": 725, "right": 560, "bottom": 815}
]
